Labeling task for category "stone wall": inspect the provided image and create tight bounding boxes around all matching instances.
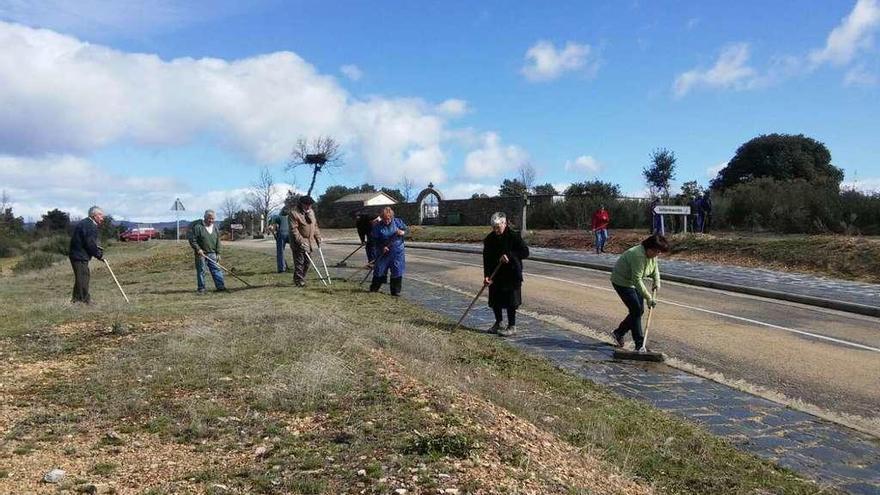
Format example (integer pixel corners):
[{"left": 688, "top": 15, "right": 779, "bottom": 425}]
[{"left": 317, "top": 195, "right": 560, "bottom": 229}]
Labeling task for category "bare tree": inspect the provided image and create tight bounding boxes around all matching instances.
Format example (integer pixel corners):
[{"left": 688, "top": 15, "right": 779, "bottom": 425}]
[
  {"left": 518, "top": 162, "right": 536, "bottom": 194},
  {"left": 398, "top": 175, "right": 416, "bottom": 202},
  {"left": 220, "top": 195, "right": 240, "bottom": 223},
  {"left": 246, "top": 167, "right": 282, "bottom": 233},
  {"left": 287, "top": 136, "right": 343, "bottom": 196},
  {"left": 0, "top": 190, "right": 10, "bottom": 212}
]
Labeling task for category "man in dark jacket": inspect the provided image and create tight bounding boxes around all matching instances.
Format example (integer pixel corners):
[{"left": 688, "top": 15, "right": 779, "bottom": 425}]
[
  {"left": 483, "top": 212, "right": 530, "bottom": 336},
  {"left": 355, "top": 212, "right": 379, "bottom": 263},
  {"left": 69, "top": 206, "right": 105, "bottom": 303},
  {"left": 188, "top": 209, "right": 225, "bottom": 294}
]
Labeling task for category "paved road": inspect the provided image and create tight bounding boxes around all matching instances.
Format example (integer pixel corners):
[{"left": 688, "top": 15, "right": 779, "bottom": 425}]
[{"left": 401, "top": 242, "right": 880, "bottom": 316}]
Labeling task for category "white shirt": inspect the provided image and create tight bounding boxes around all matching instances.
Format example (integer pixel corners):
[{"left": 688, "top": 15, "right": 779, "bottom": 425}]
[{"left": 205, "top": 223, "right": 215, "bottom": 235}]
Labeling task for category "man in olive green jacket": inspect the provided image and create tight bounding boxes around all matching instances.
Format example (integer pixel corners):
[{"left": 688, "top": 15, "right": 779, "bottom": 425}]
[
  {"left": 610, "top": 235, "right": 669, "bottom": 351},
  {"left": 188, "top": 209, "right": 226, "bottom": 294}
]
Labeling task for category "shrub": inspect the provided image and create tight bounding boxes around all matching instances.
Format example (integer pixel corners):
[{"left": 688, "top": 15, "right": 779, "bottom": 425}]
[
  {"left": 13, "top": 251, "right": 62, "bottom": 273},
  {"left": 528, "top": 197, "right": 649, "bottom": 230},
  {"left": 0, "top": 234, "right": 21, "bottom": 258},
  {"left": 38, "top": 235, "right": 70, "bottom": 256}
]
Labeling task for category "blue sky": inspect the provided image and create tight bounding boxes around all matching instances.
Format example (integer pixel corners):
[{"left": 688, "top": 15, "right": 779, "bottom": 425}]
[{"left": 1, "top": 0, "right": 878, "bottom": 222}]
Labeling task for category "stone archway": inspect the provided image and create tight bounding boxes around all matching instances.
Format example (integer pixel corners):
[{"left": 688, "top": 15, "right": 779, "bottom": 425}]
[{"left": 415, "top": 183, "right": 443, "bottom": 225}]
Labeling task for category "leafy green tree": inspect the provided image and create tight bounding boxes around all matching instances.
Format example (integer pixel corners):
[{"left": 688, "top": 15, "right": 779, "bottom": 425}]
[
  {"left": 471, "top": 193, "right": 491, "bottom": 199},
  {"left": 0, "top": 207, "right": 25, "bottom": 234},
  {"left": 36, "top": 208, "right": 70, "bottom": 232},
  {"left": 564, "top": 180, "right": 621, "bottom": 198},
  {"left": 679, "top": 181, "right": 703, "bottom": 200},
  {"left": 498, "top": 178, "right": 528, "bottom": 197},
  {"left": 533, "top": 183, "right": 559, "bottom": 195},
  {"left": 711, "top": 134, "right": 843, "bottom": 191},
  {"left": 644, "top": 148, "right": 677, "bottom": 198},
  {"left": 380, "top": 187, "right": 405, "bottom": 203}
]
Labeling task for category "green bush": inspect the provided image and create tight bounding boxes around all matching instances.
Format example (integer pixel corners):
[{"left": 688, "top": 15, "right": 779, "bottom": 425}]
[
  {"left": 529, "top": 197, "right": 649, "bottom": 230},
  {"left": 13, "top": 251, "right": 63, "bottom": 273},
  {"left": 0, "top": 234, "right": 21, "bottom": 258},
  {"left": 710, "top": 178, "right": 880, "bottom": 234},
  {"left": 37, "top": 235, "right": 70, "bottom": 256}
]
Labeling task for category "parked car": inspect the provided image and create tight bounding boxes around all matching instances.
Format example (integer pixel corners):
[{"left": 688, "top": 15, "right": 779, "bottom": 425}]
[{"left": 119, "top": 227, "right": 159, "bottom": 242}]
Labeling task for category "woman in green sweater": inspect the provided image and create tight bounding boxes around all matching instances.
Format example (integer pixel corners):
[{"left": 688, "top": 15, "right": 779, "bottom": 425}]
[{"left": 610, "top": 235, "right": 669, "bottom": 351}]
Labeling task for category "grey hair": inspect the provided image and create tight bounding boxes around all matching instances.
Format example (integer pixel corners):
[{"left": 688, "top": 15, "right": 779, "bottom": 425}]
[
  {"left": 490, "top": 212, "right": 507, "bottom": 226},
  {"left": 204, "top": 209, "right": 216, "bottom": 218},
  {"left": 88, "top": 206, "right": 103, "bottom": 217},
  {"left": 382, "top": 206, "right": 395, "bottom": 216}
]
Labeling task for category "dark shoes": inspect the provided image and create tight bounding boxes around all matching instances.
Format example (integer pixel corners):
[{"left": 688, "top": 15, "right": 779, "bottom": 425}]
[
  {"left": 488, "top": 322, "right": 502, "bottom": 334},
  {"left": 196, "top": 289, "right": 207, "bottom": 295},
  {"left": 612, "top": 331, "right": 625, "bottom": 347},
  {"left": 390, "top": 277, "right": 402, "bottom": 296}
]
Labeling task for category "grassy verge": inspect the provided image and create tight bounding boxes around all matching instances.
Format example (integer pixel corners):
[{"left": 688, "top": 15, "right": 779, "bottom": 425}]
[{"left": 0, "top": 242, "right": 836, "bottom": 493}]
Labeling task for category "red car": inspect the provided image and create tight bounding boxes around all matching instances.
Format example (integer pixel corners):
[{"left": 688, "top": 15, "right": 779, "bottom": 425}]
[{"left": 119, "top": 227, "right": 159, "bottom": 242}]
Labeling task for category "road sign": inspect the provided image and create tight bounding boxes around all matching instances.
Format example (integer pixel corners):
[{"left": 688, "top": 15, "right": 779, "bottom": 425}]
[
  {"left": 171, "top": 198, "right": 186, "bottom": 211},
  {"left": 230, "top": 224, "right": 244, "bottom": 230},
  {"left": 654, "top": 205, "right": 691, "bottom": 215}
]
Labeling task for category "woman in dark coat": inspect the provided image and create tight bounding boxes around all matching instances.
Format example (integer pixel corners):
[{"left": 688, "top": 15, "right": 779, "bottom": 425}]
[{"left": 483, "top": 212, "right": 529, "bottom": 336}]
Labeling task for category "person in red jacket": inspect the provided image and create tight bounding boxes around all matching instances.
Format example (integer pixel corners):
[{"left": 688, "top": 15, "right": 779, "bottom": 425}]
[{"left": 591, "top": 205, "right": 610, "bottom": 254}]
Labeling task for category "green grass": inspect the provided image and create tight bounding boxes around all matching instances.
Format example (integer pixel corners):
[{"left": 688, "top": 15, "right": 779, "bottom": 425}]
[{"left": 0, "top": 242, "right": 838, "bottom": 494}]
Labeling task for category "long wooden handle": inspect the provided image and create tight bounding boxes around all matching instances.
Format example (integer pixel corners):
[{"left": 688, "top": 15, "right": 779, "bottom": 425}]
[
  {"left": 453, "top": 260, "right": 503, "bottom": 331},
  {"left": 640, "top": 287, "right": 658, "bottom": 350},
  {"left": 103, "top": 259, "right": 130, "bottom": 304}
]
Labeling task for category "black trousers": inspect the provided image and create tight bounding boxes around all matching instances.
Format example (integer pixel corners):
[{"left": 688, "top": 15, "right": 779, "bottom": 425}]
[
  {"left": 492, "top": 306, "right": 517, "bottom": 326},
  {"left": 71, "top": 259, "right": 91, "bottom": 303}
]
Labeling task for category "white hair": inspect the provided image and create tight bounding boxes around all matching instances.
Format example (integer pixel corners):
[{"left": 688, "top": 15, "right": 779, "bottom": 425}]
[
  {"left": 88, "top": 206, "right": 103, "bottom": 217},
  {"left": 490, "top": 212, "right": 507, "bottom": 226},
  {"left": 204, "top": 209, "right": 216, "bottom": 218}
]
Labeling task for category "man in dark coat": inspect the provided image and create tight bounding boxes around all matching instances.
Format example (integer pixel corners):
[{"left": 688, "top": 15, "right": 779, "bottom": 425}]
[
  {"left": 355, "top": 212, "right": 379, "bottom": 263},
  {"left": 69, "top": 206, "right": 105, "bottom": 303},
  {"left": 483, "top": 212, "right": 529, "bottom": 336}
]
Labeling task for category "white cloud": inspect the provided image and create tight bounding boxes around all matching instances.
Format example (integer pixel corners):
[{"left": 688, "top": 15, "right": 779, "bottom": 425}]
[
  {"left": 809, "top": 0, "right": 880, "bottom": 67},
  {"left": 521, "top": 40, "right": 598, "bottom": 82},
  {"left": 340, "top": 64, "right": 363, "bottom": 81},
  {"left": 706, "top": 161, "right": 727, "bottom": 178},
  {"left": 0, "top": 153, "right": 299, "bottom": 222},
  {"left": 564, "top": 155, "right": 603, "bottom": 174},
  {"left": 436, "top": 98, "right": 469, "bottom": 117},
  {"left": 686, "top": 17, "right": 701, "bottom": 30},
  {"left": 462, "top": 132, "right": 529, "bottom": 179},
  {"left": 440, "top": 182, "right": 498, "bottom": 199},
  {"left": 844, "top": 63, "right": 879, "bottom": 86},
  {"left": 0, "top": 21, "right": 458, "bottom": 185},
  {"left": 673, "top": 43, "right": 760, "bottom": 97},
  {"left": 842, "top": 177, "right": 880, "bottom": 193}
]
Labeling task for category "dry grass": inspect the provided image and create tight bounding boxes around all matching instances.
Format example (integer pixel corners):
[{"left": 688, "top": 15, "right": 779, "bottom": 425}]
[{"left": 0, "top": 242, "right": 836, "bottom": 494}]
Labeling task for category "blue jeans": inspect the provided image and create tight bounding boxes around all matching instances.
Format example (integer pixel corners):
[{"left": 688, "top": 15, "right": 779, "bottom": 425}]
[
  {"left": 594, "top": 228, "right": 608, "bottom": 253},
  {"left": 612, "top": 283, "right": 645, "bottom": 349},
  {"left": 195, "top": 252, "right": 225, "bottom": 291},
  {"left": 275, "top": 233, "right": 290, "bottom": 272}
]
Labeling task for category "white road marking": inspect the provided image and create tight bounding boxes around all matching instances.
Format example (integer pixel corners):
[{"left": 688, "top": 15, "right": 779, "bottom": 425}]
[{"left": 409, "top": 253, "right": 880, "bottom": 353}]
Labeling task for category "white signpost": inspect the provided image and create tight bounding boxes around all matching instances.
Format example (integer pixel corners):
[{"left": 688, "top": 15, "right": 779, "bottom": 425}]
[
  {"left": 653, "top": 205, "right": 691, "bottom": 236},
  {"left": 171, "top": 198, "right": 186, "bottom": 242}
]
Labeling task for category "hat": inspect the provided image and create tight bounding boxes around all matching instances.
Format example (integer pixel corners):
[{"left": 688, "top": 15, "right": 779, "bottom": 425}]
[{"left": 299, "top": 195, "right": 315, "bottom": 205}]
